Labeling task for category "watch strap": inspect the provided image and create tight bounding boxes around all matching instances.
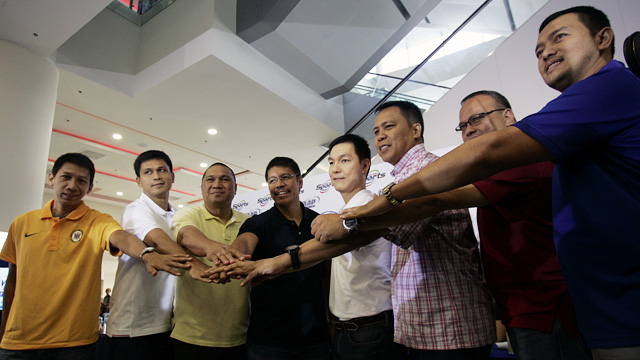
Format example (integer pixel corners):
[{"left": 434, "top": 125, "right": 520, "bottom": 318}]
[{"left": 139, "top": 246, "right": 156, "bottom": 260}]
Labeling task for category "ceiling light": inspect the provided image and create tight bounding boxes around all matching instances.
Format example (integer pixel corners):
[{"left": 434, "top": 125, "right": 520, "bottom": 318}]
[
  {"left": 112, "top": 134, "right": 123, "bottom": 140},
  {"left": 178, "top": 204, "right": 184, "bottom": 208},
  {"left": 208, "top": 128, "right": 218, "bottom": 135},
  {"left": 262, "top": 183, "right": 268, "bottom": 187},
  {"left": 116, "top": 192, "right": 124, "bottom": 196},
  {"left": 200, "top": 163, "right": 208, "bottom": 168}
]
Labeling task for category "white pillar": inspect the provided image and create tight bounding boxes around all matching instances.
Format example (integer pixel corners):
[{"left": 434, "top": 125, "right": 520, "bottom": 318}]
[{"left": 0, "top": 40, "right": 59, "bottom": 230}]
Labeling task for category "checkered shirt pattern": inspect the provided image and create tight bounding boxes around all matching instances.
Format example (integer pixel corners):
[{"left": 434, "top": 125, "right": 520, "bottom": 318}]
[{"left": 386, "top": 144, "right": 496, "bottom": 350}]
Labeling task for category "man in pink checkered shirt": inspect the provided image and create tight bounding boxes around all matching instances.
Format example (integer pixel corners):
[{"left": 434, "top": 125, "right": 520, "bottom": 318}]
[{"left": 372, "top": 100, "right": 495, "bottom": 359}]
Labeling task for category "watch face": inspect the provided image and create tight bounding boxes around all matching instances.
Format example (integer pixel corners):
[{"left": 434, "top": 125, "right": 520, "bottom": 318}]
[
  {"left": 344, "top": 219, "right": 357, "bottom": 229},
  {"left": 285, "top": 245, "right": 299, "bottom": 253}
]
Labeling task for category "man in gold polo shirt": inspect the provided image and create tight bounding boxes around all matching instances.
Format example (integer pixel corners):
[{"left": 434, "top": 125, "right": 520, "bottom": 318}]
[
  {"left": 170, "top": 162, "right": 250, "bottom": 359},
  {"left": 0, "top": 153, "right": 191, "bottom": 359}
]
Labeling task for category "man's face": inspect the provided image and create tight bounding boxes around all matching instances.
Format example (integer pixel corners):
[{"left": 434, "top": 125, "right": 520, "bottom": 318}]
[
  {"left": 373, "top": 106, "right": 421, "bottom": 165},
  {"left": 329, "top": 142, "right": 368, "bottom": 196},
  {"left": 136, "top": 159, "right": 174, "bottom": 199},
  {"left": 201, "top": 165, "right": 236, "bottom": 208},
  {"left": 536, "top": 13, "right": 605, "bottom": 92},
  {"left": 267, "top": 166, "right": 302, "bottom": 207},
  {"left": 48, "top": 162, "right": 93, "bottom": 211},
  {"left": 459, "top": 95, "right": 514, "bottom": 142}
]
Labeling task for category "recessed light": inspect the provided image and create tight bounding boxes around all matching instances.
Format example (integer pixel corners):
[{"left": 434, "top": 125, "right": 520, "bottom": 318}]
[
  {"left": 112, "top": 133, "right": 123, "bottom": 140},
  {"left": 178, "top": 204, "right": 184, "bottom": 208},
  {"left": 116, "top": 192, "right": 124, "bottom": 196},
  {"left": 200, "top": 163, "right": 208, "bottom": 168},
  {"left": 208, "top": 128, "right": 218, "bottom": 135},
  {"left": 262, "top": 183, "right": 268, "bottom": 187}
]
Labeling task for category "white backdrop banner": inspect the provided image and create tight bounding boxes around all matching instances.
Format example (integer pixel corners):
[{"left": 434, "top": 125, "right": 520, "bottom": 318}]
[{"left": 231, "top": 163, "right": 395, "bottom": 216}]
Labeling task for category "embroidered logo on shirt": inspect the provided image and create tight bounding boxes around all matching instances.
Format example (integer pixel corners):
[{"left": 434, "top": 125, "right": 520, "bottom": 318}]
[
  {"left": 24, "top": 232, "right": 39, "bottom": 238},
  {"left": 70, "top": 229, "right": 84, "bottom": 243}
]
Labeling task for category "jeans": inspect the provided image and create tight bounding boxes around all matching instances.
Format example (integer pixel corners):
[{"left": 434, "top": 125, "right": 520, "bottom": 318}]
[
  {"left": 592, "top": 346, "right": 640, "bottom": 360},
  {"left": 0, "top": 343, "right": 97, "bottom": 360},
  {"left": 404, "top": 345, "right": 492, "bottom": 360},
  {"left": 108, "top": 331, "right": 173, "bottom": 360},
  {"left": 247, "top": 341, "right": 330, "bottom": 360},
  {"left": 507, "top": 318, "right": 591, "bottom": 360},
  {"left": 332, "top": 310, "right": 399, "bottom": 360}
]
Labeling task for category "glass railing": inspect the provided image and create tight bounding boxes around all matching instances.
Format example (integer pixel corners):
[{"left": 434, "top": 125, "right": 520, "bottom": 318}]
[{"left": 303, "top": 0, "right": 549, "bottom": 177}]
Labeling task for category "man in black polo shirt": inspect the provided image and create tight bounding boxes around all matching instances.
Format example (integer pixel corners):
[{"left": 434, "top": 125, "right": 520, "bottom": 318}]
[{"left": 231, "top": 157, "right": 329, "bottom": 360}]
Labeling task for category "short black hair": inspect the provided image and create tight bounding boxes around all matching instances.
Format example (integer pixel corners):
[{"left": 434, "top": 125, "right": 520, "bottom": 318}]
[
  {"left": 375, "top": 101, "right": 424, "bottom": 140},
  {"left": 52, "top": 153, "right": 96, "bottom": 185},
  {"left": 202, "top": 162, "right": 236, "bottom": 183},
  {"left": 461, "top": 90, "right": 512, "bottom": 110},
  {"left": 134, "top": 150, "right": 173, "bottom": 177},
  {"left": 539, "top": 6, "right": 614, "bottom": 56},
  {"left": 265, "top": 157, "right": 301, "bottom": 181},
  {"left": 328, "top": 134, "right": 371, "bottom": 162}
]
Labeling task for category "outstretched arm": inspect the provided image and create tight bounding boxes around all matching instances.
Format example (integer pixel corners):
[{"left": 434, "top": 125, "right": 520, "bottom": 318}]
[
  {"left": 110, "top": 230, "right": 191, "bottom": 277},
  {"left": 176, "top": 225, "right": 250, "bottom": 266},
  {"left": 144, "top": 228, "right": 212, "bottom": 283},
  {"left": 359, "top": 127, "right": 552, "bottom": 217},
  {"left": 312, "top": 185, "right": 489, "bottom": 242}
]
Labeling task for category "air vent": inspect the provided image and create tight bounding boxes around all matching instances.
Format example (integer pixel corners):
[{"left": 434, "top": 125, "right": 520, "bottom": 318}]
[{"left": 80, "top": 150, "right": 107, "bottom": 160}]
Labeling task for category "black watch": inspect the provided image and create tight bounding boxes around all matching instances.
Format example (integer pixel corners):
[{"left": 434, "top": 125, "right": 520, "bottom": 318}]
[
  {"left": 343, "top": 218, "right": 359, "bottom": 235},
  {"left": 285, "top": 244, "right": 301, "bottom": 269}
]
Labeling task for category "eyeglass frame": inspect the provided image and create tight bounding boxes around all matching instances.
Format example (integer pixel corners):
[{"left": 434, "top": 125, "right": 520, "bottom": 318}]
[
  {"left": 455, "top": 108, "right": 507, "bottom": 132},
  {"left": 267, "top": 173, "right": 298, "bottom": 185}
]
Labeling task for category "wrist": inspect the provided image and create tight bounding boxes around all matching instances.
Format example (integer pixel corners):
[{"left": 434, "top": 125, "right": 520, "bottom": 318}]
[{"left": 139, "top": 247, "right": 156, "bottom": 261}]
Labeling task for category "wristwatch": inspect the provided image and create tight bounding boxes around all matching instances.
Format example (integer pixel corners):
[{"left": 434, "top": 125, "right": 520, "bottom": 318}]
[
  {"left": 139, "top": 246, "right": 156, "bottom": 260},
  {"left": 285, "top": 244, "right": 301, "bottom": 270},
  {"left": 343, "top": 218, "right": 359, "bottom": 235},
  {"left": 382, "top": 182, "right": 403, "bottom": 206}
]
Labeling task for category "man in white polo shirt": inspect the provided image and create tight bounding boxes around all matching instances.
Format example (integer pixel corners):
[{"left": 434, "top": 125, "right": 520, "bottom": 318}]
[
  {"left": 108, "top": 150, "right": 210, "bottom": 360},
  {"left": 325, "top": 134, "right": 397, "bottom": 360}
]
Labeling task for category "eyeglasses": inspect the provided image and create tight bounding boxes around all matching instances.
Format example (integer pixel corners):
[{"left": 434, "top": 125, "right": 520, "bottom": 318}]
[
  {"left": 455, "top": 108, "right": 506, "bottom": 132},
  {"left": 267, "top": 173, "right": 297, "bottom": 185}
]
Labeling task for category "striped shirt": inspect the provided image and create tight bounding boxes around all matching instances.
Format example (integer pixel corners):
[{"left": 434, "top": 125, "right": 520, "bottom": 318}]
[{"left": 386, "top": 144, "right": 495, "bottom": 350}]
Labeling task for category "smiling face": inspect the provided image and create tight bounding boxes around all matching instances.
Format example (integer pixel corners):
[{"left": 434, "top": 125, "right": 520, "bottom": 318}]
[
  {"left": 136, "top": 159, "right": 174, "bottom": 202},
  {"left": 48, "top": 162, "right": 93, "bottom": 217},
  {"left": 267, "top": 166, "right": 302, "bottom": 208},
  {"left": 373, "top": 106, "right": 422, "bottom": 165},
  {"left": 328, "top": 142, "right": 370, "bottom": 203},
  {"left": 459, "top": 95, "right": 514, "bottom": 142},
  {"left": 201, "top": 165, "right": 236, "bottom": 209},
  {"left": 536, "top": 13, "right": 612, "bottom": 92}
]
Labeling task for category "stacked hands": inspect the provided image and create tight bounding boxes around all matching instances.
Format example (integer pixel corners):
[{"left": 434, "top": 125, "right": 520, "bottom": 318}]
[{"left": 193, "top": 197, "right": 391, "bottom": 286}]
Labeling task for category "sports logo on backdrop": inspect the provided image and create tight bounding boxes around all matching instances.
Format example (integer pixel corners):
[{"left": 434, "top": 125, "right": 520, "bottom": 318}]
[
  {"left": 366, "top": 170, "right": 386, "bottom": 187},
  {"left": 233, "top": 200, "right": 249, "bottom": 211},
  {"left": 316, "top": 180, "right": 333, "bottom": 193},
  {"left": 247, "top": 209, "right": 261, "bottom": 216},
  {"left": 302, "top": 196, "right": 321, "bottom": 208},
  {"left": 257, "top": 195, "right": 273, "bottom": 207}
]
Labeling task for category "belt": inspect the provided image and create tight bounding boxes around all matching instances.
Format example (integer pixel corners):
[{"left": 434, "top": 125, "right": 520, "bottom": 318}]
[{"left": 331, "top": 310, "right": 392, "bottom": 331}]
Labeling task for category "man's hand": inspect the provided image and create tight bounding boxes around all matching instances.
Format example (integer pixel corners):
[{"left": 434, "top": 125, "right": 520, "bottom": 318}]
[
  {"left": 340, "top": 194, "right": 394, "bottom": 220},
  {"left": 141, "top": 252, "right": 191, "bottom": 277},
  {"left": 187, "top": 258, "right": 214, "bottom": 283},
  {"left": 311, "top": 214, "right": 349, "bottom": 243},
  {"left": 231, "top": 257, "right": 288, "bottom": 287},
  {"left": 206, "top": 242, "right": 251, "bottom": 266}
]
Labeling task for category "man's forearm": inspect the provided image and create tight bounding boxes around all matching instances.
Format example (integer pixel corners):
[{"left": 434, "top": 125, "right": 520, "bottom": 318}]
[
  {"left": 296, "top": 230, "right": 388, "bottom": 269},
  {"left": 177, "top": 226, "right": 215, "bottom": 257},
  {"left": 391, "top": 127, "right": 552, "bottom": 201}
]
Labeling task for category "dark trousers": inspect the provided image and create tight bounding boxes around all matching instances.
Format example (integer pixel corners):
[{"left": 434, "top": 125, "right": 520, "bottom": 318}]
[
  {"left": 108, "top": 331, "right": 173, "bottom": 360},
  {"left": 331, "top": 310, "right": 401, "bottom": 360},
  {"left": 0, "top": 343, "right": 97, "bottom": 360},
  {"left": 172, "top": 339, "right": 246, "bottom": 360}
]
